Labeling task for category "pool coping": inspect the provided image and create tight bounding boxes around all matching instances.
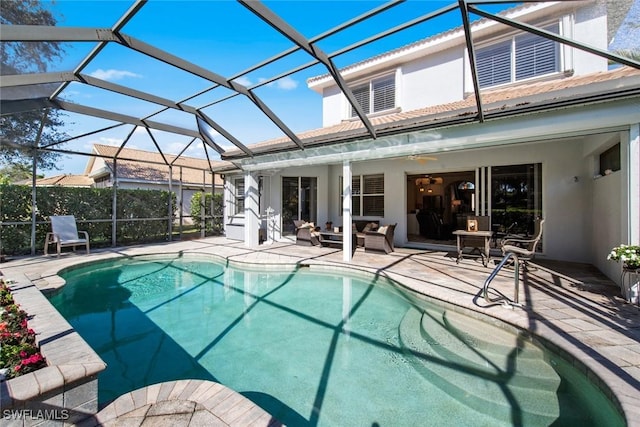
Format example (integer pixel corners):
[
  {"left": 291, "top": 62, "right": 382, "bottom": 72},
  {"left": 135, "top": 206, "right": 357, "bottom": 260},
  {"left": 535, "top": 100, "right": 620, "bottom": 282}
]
[{"left": 0, "top": 270, "right": 107, "bottom": 425}]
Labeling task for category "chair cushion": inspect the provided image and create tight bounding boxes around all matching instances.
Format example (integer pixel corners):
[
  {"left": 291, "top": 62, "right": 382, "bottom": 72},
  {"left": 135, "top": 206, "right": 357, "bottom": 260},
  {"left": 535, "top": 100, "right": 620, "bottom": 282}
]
[
  {"left": 377, "top": 226, "right": 388, "bottom": 235},
  {"left": 363, "top": 222, "right": 378, "bottom": 232}
]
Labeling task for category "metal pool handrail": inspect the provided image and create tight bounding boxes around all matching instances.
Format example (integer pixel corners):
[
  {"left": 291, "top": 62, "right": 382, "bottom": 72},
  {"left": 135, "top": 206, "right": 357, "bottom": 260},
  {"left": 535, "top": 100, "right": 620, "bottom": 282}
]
[{"left": 483, "top": 252, "right": 523, "bottom": 307}]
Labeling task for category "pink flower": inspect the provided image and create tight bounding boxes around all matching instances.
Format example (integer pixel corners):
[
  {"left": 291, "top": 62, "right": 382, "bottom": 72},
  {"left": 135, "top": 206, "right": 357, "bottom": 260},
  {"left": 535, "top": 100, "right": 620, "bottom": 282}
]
[{"left": 19, "top": 350, "right": 28, "bottom": 358}]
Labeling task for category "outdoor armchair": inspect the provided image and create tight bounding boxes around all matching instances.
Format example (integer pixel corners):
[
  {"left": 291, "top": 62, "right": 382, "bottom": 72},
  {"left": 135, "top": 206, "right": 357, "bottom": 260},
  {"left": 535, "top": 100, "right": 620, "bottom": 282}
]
[
  {"left": 44, "top": 215, "right": 90, "bottom": 257},
  {"left": 500, "top": 218, "right": 545, "bottom": 268},
  {"left": 364, "top": 223, "right": 396, "bottom": 254},
  {"left": 293, "top": 220, "right": 321, "bottom": 246}
]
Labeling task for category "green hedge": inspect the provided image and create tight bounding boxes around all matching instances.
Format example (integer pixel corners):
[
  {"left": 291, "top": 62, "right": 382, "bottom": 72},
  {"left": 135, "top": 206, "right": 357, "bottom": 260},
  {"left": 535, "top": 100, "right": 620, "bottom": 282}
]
[
  {"left": 0, "top": 185, "right": 176, "bottom": 255},
  {"left": 190, "top": 191, "right": 224, "bottom": 235}
]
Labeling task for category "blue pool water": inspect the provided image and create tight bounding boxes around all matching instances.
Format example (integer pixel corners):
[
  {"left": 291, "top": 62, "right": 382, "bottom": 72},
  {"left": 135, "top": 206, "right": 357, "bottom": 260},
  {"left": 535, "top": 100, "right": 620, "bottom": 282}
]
[{"left": 49, "top": 255, "right": 623, "bottom": 426}]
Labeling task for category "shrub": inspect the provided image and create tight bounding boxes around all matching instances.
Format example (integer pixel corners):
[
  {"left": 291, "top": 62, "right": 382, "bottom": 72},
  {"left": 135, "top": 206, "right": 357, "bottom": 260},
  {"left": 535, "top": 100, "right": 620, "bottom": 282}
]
[
  {"left": 0, "top": 279, "right": 47, "bottom": 380},
  {"left": 0, "top": 185, "right": 175, "bottom": 255},
  {"left": 190, "top": 191, "right": 223, "bottom": 235}
]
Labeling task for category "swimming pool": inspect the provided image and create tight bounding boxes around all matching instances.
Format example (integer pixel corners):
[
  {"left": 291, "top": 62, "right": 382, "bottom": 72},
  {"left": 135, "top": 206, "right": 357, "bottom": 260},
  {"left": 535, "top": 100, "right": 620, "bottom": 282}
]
[{"left": 49, "top": 255, "right": 623, "bottom": 426}]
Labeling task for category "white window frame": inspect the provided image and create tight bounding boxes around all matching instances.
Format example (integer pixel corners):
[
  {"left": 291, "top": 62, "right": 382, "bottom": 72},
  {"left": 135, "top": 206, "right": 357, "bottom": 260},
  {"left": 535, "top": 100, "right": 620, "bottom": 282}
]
[
  {"left": 233, "top": 177, "right": 245, "bottom": 215},
  {"left": 475, "top": 21, "right": 562, "bottom": 89},
  {"left": 340, "top": 174, "right": 385, "bottom": 217},
  {"left": 349, "top": 73, "right": 396, "bottom": 118}
]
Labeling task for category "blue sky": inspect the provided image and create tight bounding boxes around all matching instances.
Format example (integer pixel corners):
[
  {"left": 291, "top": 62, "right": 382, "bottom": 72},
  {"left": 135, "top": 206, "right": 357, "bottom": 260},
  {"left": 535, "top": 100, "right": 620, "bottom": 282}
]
[
  {"left": 38, "top": 0, "right": 633, "bottom": 176},
  {"left": 34, "top": 0, "right": 517, "bottom": 176}
]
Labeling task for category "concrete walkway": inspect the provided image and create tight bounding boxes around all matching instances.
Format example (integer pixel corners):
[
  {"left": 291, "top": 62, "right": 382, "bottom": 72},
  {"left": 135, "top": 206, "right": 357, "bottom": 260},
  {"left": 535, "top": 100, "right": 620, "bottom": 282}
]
[{"left": 1, "top": 237, "right": 638, "bottom": 426}]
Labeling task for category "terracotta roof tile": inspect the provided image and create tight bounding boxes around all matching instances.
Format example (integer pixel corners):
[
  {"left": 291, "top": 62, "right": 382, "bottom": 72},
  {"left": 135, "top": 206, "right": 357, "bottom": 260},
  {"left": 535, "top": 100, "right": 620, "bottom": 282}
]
[
  {"left": 92, "top": 144, "right": 232, "bottom": 186},
  {"left": 31, "top": 174, "right": 94, "bottom": 187}
]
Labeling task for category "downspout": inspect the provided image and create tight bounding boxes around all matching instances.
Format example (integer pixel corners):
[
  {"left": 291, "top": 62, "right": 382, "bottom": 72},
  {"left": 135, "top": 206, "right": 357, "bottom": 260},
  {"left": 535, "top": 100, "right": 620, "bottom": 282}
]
[{"left": 629, "top": 123, "right": 640, "bottom": 245}]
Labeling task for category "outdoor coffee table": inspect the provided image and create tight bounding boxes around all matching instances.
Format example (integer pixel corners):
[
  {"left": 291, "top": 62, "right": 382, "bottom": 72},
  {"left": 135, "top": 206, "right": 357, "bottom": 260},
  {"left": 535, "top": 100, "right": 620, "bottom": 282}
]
[
  {"left": 452, "top": 230, "right": 494, "bottom": 267},
  {"left": 319, "top": 231, "right": 357, "bottom": 252}
]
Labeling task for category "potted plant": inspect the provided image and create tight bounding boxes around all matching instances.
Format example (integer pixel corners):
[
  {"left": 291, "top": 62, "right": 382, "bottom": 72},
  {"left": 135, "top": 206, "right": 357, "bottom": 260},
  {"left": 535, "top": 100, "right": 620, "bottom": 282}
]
[
  {"left": 607, "top": 244, "right": 640, "bottom": 270},
  {"left": 607, "top": 244, "right": 640, "bottom": 304}
]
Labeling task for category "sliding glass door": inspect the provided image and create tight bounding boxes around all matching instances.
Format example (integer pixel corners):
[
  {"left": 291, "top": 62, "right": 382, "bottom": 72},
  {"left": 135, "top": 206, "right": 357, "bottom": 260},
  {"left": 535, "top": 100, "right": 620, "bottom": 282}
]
[
  {"left": 282, "top": 177, "right": 317, "bottom": 235},
  {"left": 490, "top": 163, "right": 542, "bottom": 236}
]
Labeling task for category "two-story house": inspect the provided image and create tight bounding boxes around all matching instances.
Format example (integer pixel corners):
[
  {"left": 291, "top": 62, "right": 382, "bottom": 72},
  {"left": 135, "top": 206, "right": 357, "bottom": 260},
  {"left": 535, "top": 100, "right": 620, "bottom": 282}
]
[{"left": 222, "top": 0, "right": 640, "bottom": 284}]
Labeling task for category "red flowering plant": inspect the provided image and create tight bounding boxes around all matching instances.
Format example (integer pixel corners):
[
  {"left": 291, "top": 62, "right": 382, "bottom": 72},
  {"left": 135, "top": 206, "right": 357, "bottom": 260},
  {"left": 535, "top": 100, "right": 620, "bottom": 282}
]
[{"left": 0, "top": 278, "right": 47, "bottom": 380}]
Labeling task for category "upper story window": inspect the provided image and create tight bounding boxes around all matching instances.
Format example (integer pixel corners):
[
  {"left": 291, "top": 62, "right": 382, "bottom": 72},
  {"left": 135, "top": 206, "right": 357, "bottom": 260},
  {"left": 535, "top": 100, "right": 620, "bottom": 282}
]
[
  {"left": 350, "top": 74, "right": 395, "bottom": 117},
  {"left": 476, "top": 22, "right": 560, "bottom": 89}
]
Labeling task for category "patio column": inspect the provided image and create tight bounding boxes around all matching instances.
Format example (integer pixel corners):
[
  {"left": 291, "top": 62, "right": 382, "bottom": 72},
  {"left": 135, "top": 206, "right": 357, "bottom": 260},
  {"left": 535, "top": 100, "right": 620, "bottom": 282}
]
[
  {"left": 244, "top": 170, "right": 260, "bottom": 247},
  {"left": 629, "top": 123, "right": 640, "bottom": 245},
  {"left": 342, "top": 160, "right": 353, "bottom": 262},
  {"left": 111, "top": 160, "right": 118, "bottom": 247}
]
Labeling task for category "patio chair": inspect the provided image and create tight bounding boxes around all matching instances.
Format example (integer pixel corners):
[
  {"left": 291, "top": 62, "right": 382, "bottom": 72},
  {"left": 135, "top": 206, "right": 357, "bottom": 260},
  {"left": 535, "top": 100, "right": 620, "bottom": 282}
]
[
  {"left": 500, "top": 218, "right": 545, "bottom": 270},
  {"left": 293, "top": 220, "right": 321, "bottom": 246},
  {"left": 364, "top": 223, "right": 396, "bottom": 254},
  {"left": 44, "top": 215, "right": 90, "bottom": 257}
]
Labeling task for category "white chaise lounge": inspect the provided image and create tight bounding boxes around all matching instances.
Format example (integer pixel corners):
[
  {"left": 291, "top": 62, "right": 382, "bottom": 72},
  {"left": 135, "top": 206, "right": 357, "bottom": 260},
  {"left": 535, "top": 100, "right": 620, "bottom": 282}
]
[{"left": 44, "top": 215, "right": 90, "bottom": 257}]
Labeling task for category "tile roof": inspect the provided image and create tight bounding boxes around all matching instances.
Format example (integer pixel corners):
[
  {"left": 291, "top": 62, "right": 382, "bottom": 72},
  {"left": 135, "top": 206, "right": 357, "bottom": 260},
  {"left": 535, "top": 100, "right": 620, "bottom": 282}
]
[
  {"left": 224, "top": 66, "right": 640, "bottom": 158},
  {"left": 25, "top": 174, "right": 94, "bottom": 187},
  {"left": 92, "top": 144, "right": 232, "bottom": 186}
]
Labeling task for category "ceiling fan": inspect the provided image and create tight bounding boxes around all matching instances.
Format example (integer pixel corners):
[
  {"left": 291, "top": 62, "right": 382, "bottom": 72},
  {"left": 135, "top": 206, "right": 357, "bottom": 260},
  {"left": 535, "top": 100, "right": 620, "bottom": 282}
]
[
  {"left": 415, "top": 175, "right": 443, "bottom": 185},
  {"left": 407, "top": 154, "right": 438, "bottom": 164}
]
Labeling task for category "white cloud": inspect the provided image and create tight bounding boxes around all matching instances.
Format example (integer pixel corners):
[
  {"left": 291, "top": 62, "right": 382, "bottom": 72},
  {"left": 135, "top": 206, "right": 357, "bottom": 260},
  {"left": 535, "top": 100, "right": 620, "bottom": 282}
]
[
  {"left": 257, "top": 76, "right": 298, "bottom": 90},
  {"left": 186, "top": 141, "right": 206, "bottom": 154},
  {"left": 98, "top": 137, "right": 123, "bottom": 146},
  {"left": 275, "top": 76, "right": 298, "bottom": 90},
  {"left": 89, "top": 69, "right": 142, "bottom": 81},
  {"left": 233, "top": 76, "right": 252, "bottom": 87}
]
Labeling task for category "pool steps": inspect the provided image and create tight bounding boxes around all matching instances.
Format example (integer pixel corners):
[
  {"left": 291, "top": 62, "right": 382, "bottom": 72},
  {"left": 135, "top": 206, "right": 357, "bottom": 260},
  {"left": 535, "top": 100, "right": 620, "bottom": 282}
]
[{"left": 398, "top": 305, "right": 563, "bottom": 425}]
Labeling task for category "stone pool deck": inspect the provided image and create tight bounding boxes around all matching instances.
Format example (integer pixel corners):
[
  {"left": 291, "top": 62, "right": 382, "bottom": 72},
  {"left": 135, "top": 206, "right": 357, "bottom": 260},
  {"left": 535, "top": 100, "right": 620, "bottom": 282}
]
[
  {"left": 1, "top": 236, "right": 638, "bottom": 426},
  {"left": 79, "top": 380, "right": 282, "bottom": 427}
]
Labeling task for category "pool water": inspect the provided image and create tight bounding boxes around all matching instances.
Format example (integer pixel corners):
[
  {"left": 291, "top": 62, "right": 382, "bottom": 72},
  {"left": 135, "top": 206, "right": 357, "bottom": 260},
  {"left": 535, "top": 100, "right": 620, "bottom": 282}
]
[{"left": 49, "top": 256, "right": 623, "bottom": 426}]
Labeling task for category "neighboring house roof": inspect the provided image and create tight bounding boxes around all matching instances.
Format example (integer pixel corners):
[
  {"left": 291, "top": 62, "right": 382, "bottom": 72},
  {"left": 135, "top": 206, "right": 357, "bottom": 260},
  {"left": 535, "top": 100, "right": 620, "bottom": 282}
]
[
  {"left": 87, "top": 144, "right": 233, "bottom": 186},
  {"left": 224, "top": 66, "right": 640, "bottom": 159},
  {"left": 17, "top": 174, "right": 94, "bottom": 187}
]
